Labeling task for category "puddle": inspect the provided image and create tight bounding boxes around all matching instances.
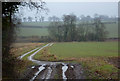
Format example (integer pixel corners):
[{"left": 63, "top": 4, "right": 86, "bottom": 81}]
[
  {"left": 45, "top": 67, "right": 52, "bottom": 79},
  {"left": 31, "top": 66, "right": 35, "bottom": 69},
  {"left": 30, "top": 64, "right": 46, "bottom": 81},
  {"left": 71, "top": 65, "right": 74, "bottom": 68},
  {"left": 62, "top": 63, "right": 68, "bottom": 80}
]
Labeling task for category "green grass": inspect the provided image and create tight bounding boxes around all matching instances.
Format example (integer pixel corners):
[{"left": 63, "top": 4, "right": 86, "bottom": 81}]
[
  {"left": 17, "top": 27, "right": 48, "bottom": 36},
  {"left": 20, "top": 21, "right": 50, "bottom": 27},
  {"left": 33, "top": 46, "right": 60, "bottom": 61},
  {"left": 81, "top": 57, "right": 118, "bottom": 79},
  {"left": 105, "top": 23, "right": 118, "bottom": 38},
  {"left": 48, "top": 42, "right": 118, "bottom": 58}
]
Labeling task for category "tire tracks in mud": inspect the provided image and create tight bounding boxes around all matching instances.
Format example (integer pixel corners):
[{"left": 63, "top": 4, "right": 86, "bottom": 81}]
[{"left": 19, "top": 43, "right": 85, "bottom": 80}]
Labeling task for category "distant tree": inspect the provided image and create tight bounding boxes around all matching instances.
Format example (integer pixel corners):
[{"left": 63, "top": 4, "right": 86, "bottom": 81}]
[
  {"left": 94, "top": 13, "right": 99, "bottom": 18},
  {"left": 41, "top": 16, "right": 44, "bottom": 22},
  {"left": 39, "top": 16, "right": 44, "bottom": 22},
  {"left": 23, "top": 17, "right": 27, "bottom": 22},
  {"left": 62, "top": 14, "right": 77, "bottom": 41},
  {"left": 77, "top": 22, "right": 93, "bottom": 41},
  {"left": 94, "top": 17, "right": 108, "bottom": 41},
  {"left": 86, "top": 15, "right": 92, "bottom": 22},
  {"left": 48, "top": 16, "right": 63, "bottom": 41},
  {"left": 28, "top": 16, "right": 32, "bottom": 22},
  {"left": 35, "top": 16, "right": 37, "bottom": 22},
  {"left": 48, "top": 17, "right": 52, "bottom": 21}
]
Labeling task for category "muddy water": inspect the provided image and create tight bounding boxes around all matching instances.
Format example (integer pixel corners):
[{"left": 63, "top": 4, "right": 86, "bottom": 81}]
[
  {"left": 30, "top": 64, "right": 46, "bottom": 81},
  {"left": 45, "top": 67, "right": 52, "bottom": 79},
  {"left": 20, "top": 43, "right": 85, "bottom": 80},
  {"left": 62, "top": 63, "right": 68, "bottom": 80}
]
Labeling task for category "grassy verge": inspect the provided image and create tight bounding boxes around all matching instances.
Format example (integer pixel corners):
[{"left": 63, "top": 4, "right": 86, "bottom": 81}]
[
  {"left": 11, "top": 43, "right": 44, "bottom": 57},
  {"left": 34, "top": 47, "right": 62, "bottom": 62},
  {"left": 77, "top": 57, "right": 118, "bottom": 79},
  {"left": 33, "top": 42, "right": 119, "bottom": 79}
]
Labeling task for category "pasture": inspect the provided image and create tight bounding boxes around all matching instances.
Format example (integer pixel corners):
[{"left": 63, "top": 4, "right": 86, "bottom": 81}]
[
  {"left": 48, "top": 42, "right": 118, "bottom": 57},
  {"left": 17, "top": 27, "right": 49, "bottom": 37}
]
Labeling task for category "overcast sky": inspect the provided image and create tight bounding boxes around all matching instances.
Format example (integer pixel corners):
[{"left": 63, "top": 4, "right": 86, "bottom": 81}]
[{"left": 18, "top": 2, "right": 118, "bottom": 21}]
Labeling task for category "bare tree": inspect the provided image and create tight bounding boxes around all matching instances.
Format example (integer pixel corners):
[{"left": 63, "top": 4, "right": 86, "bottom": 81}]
[{"left": 62, "top": 14, "right": 77, "bottom": 41}]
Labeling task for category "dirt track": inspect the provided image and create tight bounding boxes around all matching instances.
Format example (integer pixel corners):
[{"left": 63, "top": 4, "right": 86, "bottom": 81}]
[{"left": 22, "top": 63, "right": 85, "bottom": 80}]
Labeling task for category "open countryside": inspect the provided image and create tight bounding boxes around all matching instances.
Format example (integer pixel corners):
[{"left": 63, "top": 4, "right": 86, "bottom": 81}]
[
  {"left": 3, "top": 1, "right": 119, "bottom": 81},
  {"left": 13, "top": 15, "right": 119, "bottom": 80}
]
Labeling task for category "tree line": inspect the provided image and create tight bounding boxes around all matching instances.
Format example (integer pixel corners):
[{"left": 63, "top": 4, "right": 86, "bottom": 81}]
[{"left": 48, "top": 14, "right": 108, "bottom": 42}]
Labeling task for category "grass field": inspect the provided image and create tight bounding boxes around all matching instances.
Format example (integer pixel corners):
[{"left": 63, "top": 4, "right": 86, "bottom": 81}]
[
  {"left": 33, "top": 42, "right": 119, "bottom": 79},
  {"left": 16, "top": 22, "right": 118, "bottom": 38},
  {"left": 17, "top": 27, "right": 49, "bottom": 37},
  {"left": 105, "top": 23, "right": 118, "bottom": 38},
  {"left": 20, "top": 21, "right": 50, "bottom": 27},
  {"left": 48, "top": 42, "right": 118, "bottom": 57}
]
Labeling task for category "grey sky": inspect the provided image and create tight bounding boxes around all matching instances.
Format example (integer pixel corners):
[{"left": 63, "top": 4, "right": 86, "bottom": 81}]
[{"left": 18, "top": 2, "right": 118, "bottom": 21}]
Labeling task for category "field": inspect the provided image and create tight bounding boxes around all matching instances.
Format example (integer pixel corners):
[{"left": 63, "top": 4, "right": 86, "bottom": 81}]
[
  {"left": 17, "top": 27, "right": 48, "bottom": 37},
  {"left": 48, "top": 42, "right": 118, "bottom": 57},
  {"left": 19, "top": 21, "right": 50, "bottom": 27},
  {"left": 33, "top": 41, "right": 119, "bottom": 79},
  {"left": 16, "top": 22, "right": 118, "bottom": 38},
  {"left": 105, "top": 23, "right": 118, "bottom": 38}
]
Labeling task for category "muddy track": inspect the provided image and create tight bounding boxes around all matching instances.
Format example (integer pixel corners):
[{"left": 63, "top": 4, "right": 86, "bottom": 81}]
[{"left": 19, "top": 43, "right": 85, "bottom": 80}]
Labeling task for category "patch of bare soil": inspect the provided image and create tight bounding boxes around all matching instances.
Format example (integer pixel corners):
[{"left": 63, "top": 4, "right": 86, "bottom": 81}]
[
  {"left": 20, "top": 65, "right": 41, "bottom": 80},
  {"left": 65, "top": 64, "right": 76, "bottom": 79},
  {"left": 55, "top": 64, "right": 63, "bottom": 79}
]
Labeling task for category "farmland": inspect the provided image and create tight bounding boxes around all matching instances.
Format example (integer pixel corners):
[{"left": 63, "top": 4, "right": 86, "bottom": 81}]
[
  {"left": 33, "top": 41, "right": 119, "bottom": 79},
  {"left": 16, "top": 22, "right": 118, "bottom": 38},
  {"left": 17, "top": 27, "right": 48, "bottom": 37},
  {"left": 48, "top": 42, "right": 118, "bottom": 57}
]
